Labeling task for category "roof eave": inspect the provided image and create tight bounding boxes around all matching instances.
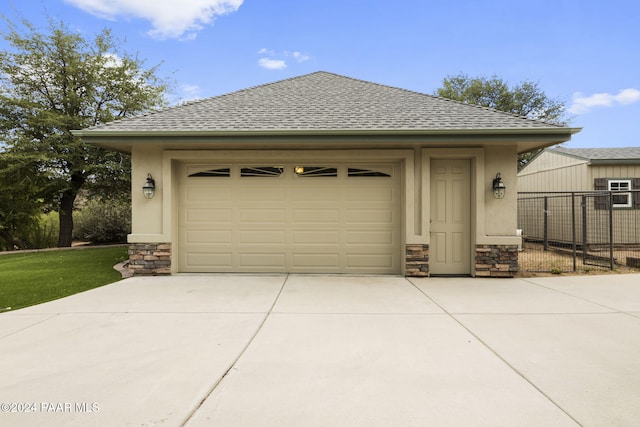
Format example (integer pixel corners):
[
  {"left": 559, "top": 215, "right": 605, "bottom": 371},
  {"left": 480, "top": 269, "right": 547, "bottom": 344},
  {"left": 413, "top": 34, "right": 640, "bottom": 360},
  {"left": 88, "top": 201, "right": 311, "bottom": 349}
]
[
  {"left": 72, "top": 127, "right": 582, "bottom": 138},
  {"left": 547, "top": 148, "right": 591, "bottom": 161},
  {"left": 588, "top": 159, "right": 640, "bottom": 165},
  {"left": 73, "top": 127, "right": 581, "bottom": 155}
]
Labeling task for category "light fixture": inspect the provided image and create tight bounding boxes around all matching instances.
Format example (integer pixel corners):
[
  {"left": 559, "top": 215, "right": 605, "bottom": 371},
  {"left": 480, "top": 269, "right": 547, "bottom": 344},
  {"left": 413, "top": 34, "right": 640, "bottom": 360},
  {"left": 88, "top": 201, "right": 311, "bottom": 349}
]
[
  {"left": 492, "top": 173, "right": 506, "bottom": 199},
  {"left": 143, "top": 173, "right": 155, "bottom": 199}
]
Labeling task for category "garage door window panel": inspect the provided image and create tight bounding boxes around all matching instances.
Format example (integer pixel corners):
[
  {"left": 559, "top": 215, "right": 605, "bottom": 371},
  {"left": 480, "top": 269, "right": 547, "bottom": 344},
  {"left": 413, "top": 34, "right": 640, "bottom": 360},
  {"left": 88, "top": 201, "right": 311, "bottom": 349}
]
[
  {"left": 348, "top": 166, "right": 392, "bottom": 177},
  {"left": 188, "top": 167, "right": 231, "bottom": 177},
  {"left": 241, "top": 166, "right": 284, "bottom": 177},
  {"left": 294, "top": 166, "right": 338, "bottom": 177}
]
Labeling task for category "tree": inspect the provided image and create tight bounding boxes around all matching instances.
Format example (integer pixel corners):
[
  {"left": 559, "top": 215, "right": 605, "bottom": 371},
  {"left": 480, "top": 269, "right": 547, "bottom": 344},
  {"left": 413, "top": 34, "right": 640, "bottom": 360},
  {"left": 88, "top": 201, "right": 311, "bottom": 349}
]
[
  {"left": 0, "top": 17, "right": 167, "bottom": 246},
  {"left": 435, "top": 74, "right": 568, "bottom": 169},
  {"left": 0, "top": 150, "right": 44, "bottom": 249}
]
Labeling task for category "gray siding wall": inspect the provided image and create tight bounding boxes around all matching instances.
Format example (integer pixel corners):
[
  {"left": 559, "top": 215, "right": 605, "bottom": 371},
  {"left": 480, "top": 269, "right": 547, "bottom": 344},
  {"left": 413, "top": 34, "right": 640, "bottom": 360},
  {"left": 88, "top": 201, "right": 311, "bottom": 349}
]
[
  {"left": 518, "top": 151, "right": 589, "bottom": 192},
  {"left": 518, "top": 153, "right": 640, "bottom": 246},
  {"left": 591, "top": 164, "right": 640, "bottom": 181}
]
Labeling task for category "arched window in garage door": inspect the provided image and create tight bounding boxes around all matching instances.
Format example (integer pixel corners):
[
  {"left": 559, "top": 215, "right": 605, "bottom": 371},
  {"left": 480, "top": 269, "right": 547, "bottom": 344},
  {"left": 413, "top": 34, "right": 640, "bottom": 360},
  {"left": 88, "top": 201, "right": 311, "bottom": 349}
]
[
  {"left": 294, "top": 166, "right": 338, "bottom": 177},
  {"left": 188, "top": 167, "right": 231, "bottom": 177},
  {"left": 241, "top": 166, "right": 284, "bottom": 177},
  {"left": 348, "top": 167, "right": 392, "bottom": 177}
]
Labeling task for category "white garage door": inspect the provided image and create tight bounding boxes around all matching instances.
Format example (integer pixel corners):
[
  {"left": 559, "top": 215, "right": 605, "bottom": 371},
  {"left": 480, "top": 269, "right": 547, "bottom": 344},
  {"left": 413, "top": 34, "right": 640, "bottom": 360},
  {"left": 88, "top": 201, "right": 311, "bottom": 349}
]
[{"left": 177, "top": 162, "right": 401, "bottom": 273}]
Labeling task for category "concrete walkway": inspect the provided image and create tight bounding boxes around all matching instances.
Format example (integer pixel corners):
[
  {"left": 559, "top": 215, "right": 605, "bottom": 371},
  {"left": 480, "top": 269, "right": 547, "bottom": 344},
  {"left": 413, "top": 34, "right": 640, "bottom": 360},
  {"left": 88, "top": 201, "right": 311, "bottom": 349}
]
[{"left": 1, "top": 274, "right": 639, "bottom": 426}]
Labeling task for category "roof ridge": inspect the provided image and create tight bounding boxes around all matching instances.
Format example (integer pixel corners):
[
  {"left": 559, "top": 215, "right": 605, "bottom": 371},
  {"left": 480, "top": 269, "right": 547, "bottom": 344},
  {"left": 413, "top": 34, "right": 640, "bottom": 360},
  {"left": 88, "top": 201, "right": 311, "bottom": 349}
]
[{"left": 208, "top": 71, "right": 330, "bottom": 99}]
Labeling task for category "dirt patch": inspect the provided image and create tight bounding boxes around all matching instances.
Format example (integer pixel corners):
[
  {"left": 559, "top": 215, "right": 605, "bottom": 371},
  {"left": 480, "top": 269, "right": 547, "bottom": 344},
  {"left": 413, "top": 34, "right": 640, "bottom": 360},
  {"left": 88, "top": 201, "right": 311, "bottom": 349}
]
[{"left": 517, "top": 241, "right": 640, "bottom": 277}]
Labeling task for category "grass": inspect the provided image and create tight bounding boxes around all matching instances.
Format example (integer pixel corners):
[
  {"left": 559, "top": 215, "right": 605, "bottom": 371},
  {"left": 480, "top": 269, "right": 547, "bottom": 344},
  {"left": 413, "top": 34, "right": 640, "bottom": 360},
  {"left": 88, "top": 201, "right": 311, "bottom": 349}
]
[{"left": 0, "top": 246, "right": 128, "bottom": 312}]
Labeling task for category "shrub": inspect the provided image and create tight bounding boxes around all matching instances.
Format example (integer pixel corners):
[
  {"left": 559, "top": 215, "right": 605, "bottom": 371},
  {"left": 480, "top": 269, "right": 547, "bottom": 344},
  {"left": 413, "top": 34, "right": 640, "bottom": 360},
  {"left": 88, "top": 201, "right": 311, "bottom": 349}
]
[
  {"left": 73, "top": 199, "right": 131, "bottom": 244},
  {"left": 3, "top": 212, "right": 60, "bottom": 250},
  {"left": 25, "top": 212, "right": 59, "bottom": 248}
]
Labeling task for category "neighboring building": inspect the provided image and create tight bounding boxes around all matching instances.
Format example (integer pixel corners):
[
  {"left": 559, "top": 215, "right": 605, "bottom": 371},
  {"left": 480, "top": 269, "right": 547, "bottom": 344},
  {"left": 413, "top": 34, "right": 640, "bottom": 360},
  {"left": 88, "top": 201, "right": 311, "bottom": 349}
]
[
  {"left": 518, "top": 147, "right": 640, "bottom": 194},
  {"left": 518, "top": 147, "right": 640, "bottom": 246},
  {"left": 74, "top": 72, "right": 579, "bottom": 277}
]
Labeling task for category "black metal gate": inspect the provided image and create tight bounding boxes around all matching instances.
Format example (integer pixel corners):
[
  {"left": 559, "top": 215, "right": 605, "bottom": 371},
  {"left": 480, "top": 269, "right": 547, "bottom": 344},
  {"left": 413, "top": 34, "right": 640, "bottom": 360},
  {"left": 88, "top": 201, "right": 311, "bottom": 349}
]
[{"left": 517, "top": 191, "right": 640, "bottom": 272}]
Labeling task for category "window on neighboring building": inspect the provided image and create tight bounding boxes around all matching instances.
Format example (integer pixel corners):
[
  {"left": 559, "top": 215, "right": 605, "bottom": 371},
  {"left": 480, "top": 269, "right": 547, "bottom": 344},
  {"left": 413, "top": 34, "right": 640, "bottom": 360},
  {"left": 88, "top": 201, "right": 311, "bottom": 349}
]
[{"left": 608, "top": 179, "right": 632, "bottom": 208}]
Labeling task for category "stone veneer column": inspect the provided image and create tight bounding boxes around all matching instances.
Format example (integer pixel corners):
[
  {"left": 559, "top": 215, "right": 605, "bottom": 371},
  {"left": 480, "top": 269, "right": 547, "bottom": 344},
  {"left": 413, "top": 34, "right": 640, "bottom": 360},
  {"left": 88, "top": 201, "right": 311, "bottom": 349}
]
[
  {"left": 405, "top": 244, "right": 429, "bottom": 277},
  {"left": 128, "top": 243, "right": 171, "bottom": 275},
  {"left": 475, "top": 245, "right": 518, "bottom": 277}
]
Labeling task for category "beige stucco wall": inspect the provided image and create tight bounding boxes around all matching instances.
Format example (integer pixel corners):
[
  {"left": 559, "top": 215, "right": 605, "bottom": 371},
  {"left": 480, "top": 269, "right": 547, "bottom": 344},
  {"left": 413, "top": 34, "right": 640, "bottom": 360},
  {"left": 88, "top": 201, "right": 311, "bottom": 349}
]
[
  {"left": 129, "top": 145, "right": 522, "bottom": 273},
  {"left": 422, "top": 146, "right": 520, "bottom": 248},
  {"left": 484, "top": 145, "right": 518, "bottom": 236},
  {"left": 129, "top": 145, "right": 166, "bottom": 242}
]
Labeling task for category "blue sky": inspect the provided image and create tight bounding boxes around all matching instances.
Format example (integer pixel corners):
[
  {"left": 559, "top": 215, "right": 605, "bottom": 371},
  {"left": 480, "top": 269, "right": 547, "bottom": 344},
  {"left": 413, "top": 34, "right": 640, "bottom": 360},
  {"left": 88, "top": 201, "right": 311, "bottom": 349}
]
[{"left": 1, "top": 0, "right": 639, "bottom": 148}]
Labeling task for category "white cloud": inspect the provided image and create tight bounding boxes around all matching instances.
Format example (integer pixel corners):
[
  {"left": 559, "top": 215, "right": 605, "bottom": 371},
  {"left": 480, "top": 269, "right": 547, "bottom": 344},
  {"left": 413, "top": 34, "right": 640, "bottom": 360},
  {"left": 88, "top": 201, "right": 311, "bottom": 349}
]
[
  {"left": 257, "top": 48, "right": 311, "bottom": 70},
  {"left": 569, "top": 88, "right": 640, "bottom": 114},
  {"left": 168, "top": 83, "right": 202, "bottom": 105},
  {"left": 101, "top": 53, "right": 123, "bottom": 68},
  {"left": 181, "top": 84, "right": 201, "bottom": 99},
  {"left": 292, "top": 51, "right": 310, "bottom": 63},
  {"left": 258, "top": 58, "right": 287, "bottom": 70},
  {"left": 64, "top": 0, "right": 244, "bottom": 40},
  {"left": 616, "top": 88, "right": 640, "bottom": 104}
]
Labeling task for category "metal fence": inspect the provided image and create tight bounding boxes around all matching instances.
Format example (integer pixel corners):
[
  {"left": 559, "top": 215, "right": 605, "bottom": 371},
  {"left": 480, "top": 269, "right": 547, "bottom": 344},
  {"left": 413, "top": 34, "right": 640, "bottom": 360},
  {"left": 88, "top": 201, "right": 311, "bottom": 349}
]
[{"left": 517, "top": 191, "right": 640, "bottom": 272}]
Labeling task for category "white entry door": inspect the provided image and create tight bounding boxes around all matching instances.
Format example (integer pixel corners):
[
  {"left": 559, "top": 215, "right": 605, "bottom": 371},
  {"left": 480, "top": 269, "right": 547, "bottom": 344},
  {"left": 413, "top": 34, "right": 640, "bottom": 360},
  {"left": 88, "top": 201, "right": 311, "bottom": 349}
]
[{"left": 430, "top": 158, "right": 471, "bottom": 275}]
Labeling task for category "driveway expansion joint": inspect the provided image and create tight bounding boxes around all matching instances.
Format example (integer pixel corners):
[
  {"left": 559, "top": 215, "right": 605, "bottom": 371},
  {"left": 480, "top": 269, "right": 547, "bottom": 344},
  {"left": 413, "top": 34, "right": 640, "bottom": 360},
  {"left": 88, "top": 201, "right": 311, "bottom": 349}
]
[
  {"left": 0, "top": 313, "right": 60, "bottom": 340},
  {"left": 179, "top": 274, "right": 289, "bottom": 427},
  {"left": 404, "top": 277, "right": 583, "bottom": 426},
  {"left": 522, "top": 277, "right": 639, "bottom": 317}
]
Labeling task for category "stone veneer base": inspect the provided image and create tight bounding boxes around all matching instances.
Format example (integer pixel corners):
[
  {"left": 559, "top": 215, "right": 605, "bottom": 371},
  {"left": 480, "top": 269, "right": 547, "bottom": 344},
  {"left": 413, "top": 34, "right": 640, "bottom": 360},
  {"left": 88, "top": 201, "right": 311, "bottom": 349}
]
[
  {"left": 128, "top": 243, "right": 171, "bottom": 275},
  {"left": 475, "top": 244, "right": 519, "bottom": 278},
  {"left": 406, "top": 244, "right": 429, "bottom": 277},
  {"left": 126, "top": 243, "right": 518, "bottom": 277}
]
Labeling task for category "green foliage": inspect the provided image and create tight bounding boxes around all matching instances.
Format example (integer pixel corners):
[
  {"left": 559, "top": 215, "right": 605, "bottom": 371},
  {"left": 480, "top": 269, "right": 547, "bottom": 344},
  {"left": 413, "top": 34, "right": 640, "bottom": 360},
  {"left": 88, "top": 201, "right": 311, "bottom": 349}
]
[
  {"left": 0, "top": 150, "right": 46, "bottom": 249},
  {"left": 1, "top": 210, "right": 59, "bottom": 251},
  {"left": 436, "top": 74, "right": 567, "bottom": 124},
  {"left": 0, "top": 246, "right": 127, "bottom": 311},
  {"left": 73, "top": 199, "right": 131, "bottom": 244},
  {"left": 18, "top": 212, "right": 60, "bottom": 249},
  {"left": 435, "top": 74, "right": 569, "bottom": 169},
  {"left": 0, "top": 16, "right": 167, "bottom": 246}
]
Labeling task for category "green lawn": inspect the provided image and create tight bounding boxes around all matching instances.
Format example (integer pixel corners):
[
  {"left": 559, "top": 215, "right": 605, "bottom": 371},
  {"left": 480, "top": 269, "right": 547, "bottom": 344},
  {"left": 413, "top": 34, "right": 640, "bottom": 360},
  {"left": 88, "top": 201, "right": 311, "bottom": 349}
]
[{"left": 0, "top": 246, "right": 128, "bottom": 312}]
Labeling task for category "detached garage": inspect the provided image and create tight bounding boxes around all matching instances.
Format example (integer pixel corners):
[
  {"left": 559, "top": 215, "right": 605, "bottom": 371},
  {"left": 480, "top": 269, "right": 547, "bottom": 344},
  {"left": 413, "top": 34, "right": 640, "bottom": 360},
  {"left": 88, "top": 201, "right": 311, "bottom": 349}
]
[{"left": 74, "top": 72, "right": 579, "bottom": 277}]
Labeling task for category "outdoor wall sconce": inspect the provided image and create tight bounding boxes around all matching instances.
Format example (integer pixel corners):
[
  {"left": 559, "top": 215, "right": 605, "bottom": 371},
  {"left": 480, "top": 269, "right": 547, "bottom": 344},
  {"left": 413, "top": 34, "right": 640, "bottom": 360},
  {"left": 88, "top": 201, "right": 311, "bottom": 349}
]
[
  {"left": 143, "top": 173, "right": 156, "bottom": 199},
  {"left": 492, "top": 173, "right": 506, "bottom": 199}
]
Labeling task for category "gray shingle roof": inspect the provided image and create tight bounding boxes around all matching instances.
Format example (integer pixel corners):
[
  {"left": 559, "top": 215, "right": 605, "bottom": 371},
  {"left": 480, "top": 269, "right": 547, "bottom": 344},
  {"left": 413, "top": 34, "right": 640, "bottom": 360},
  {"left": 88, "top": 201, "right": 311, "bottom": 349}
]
[
  {"left": 82, "top": 71, "right": 565, "bottom": 133},
  {"left": 549, "top": 147, "right": 640, "bottom": 161}
]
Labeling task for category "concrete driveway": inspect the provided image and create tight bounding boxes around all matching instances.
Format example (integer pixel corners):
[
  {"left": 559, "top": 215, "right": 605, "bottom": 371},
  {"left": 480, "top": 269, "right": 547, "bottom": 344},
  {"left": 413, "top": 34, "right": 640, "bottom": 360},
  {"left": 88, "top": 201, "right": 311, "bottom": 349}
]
[{"left": 1, "top": 274, "right": 640, "bottom": 426}]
